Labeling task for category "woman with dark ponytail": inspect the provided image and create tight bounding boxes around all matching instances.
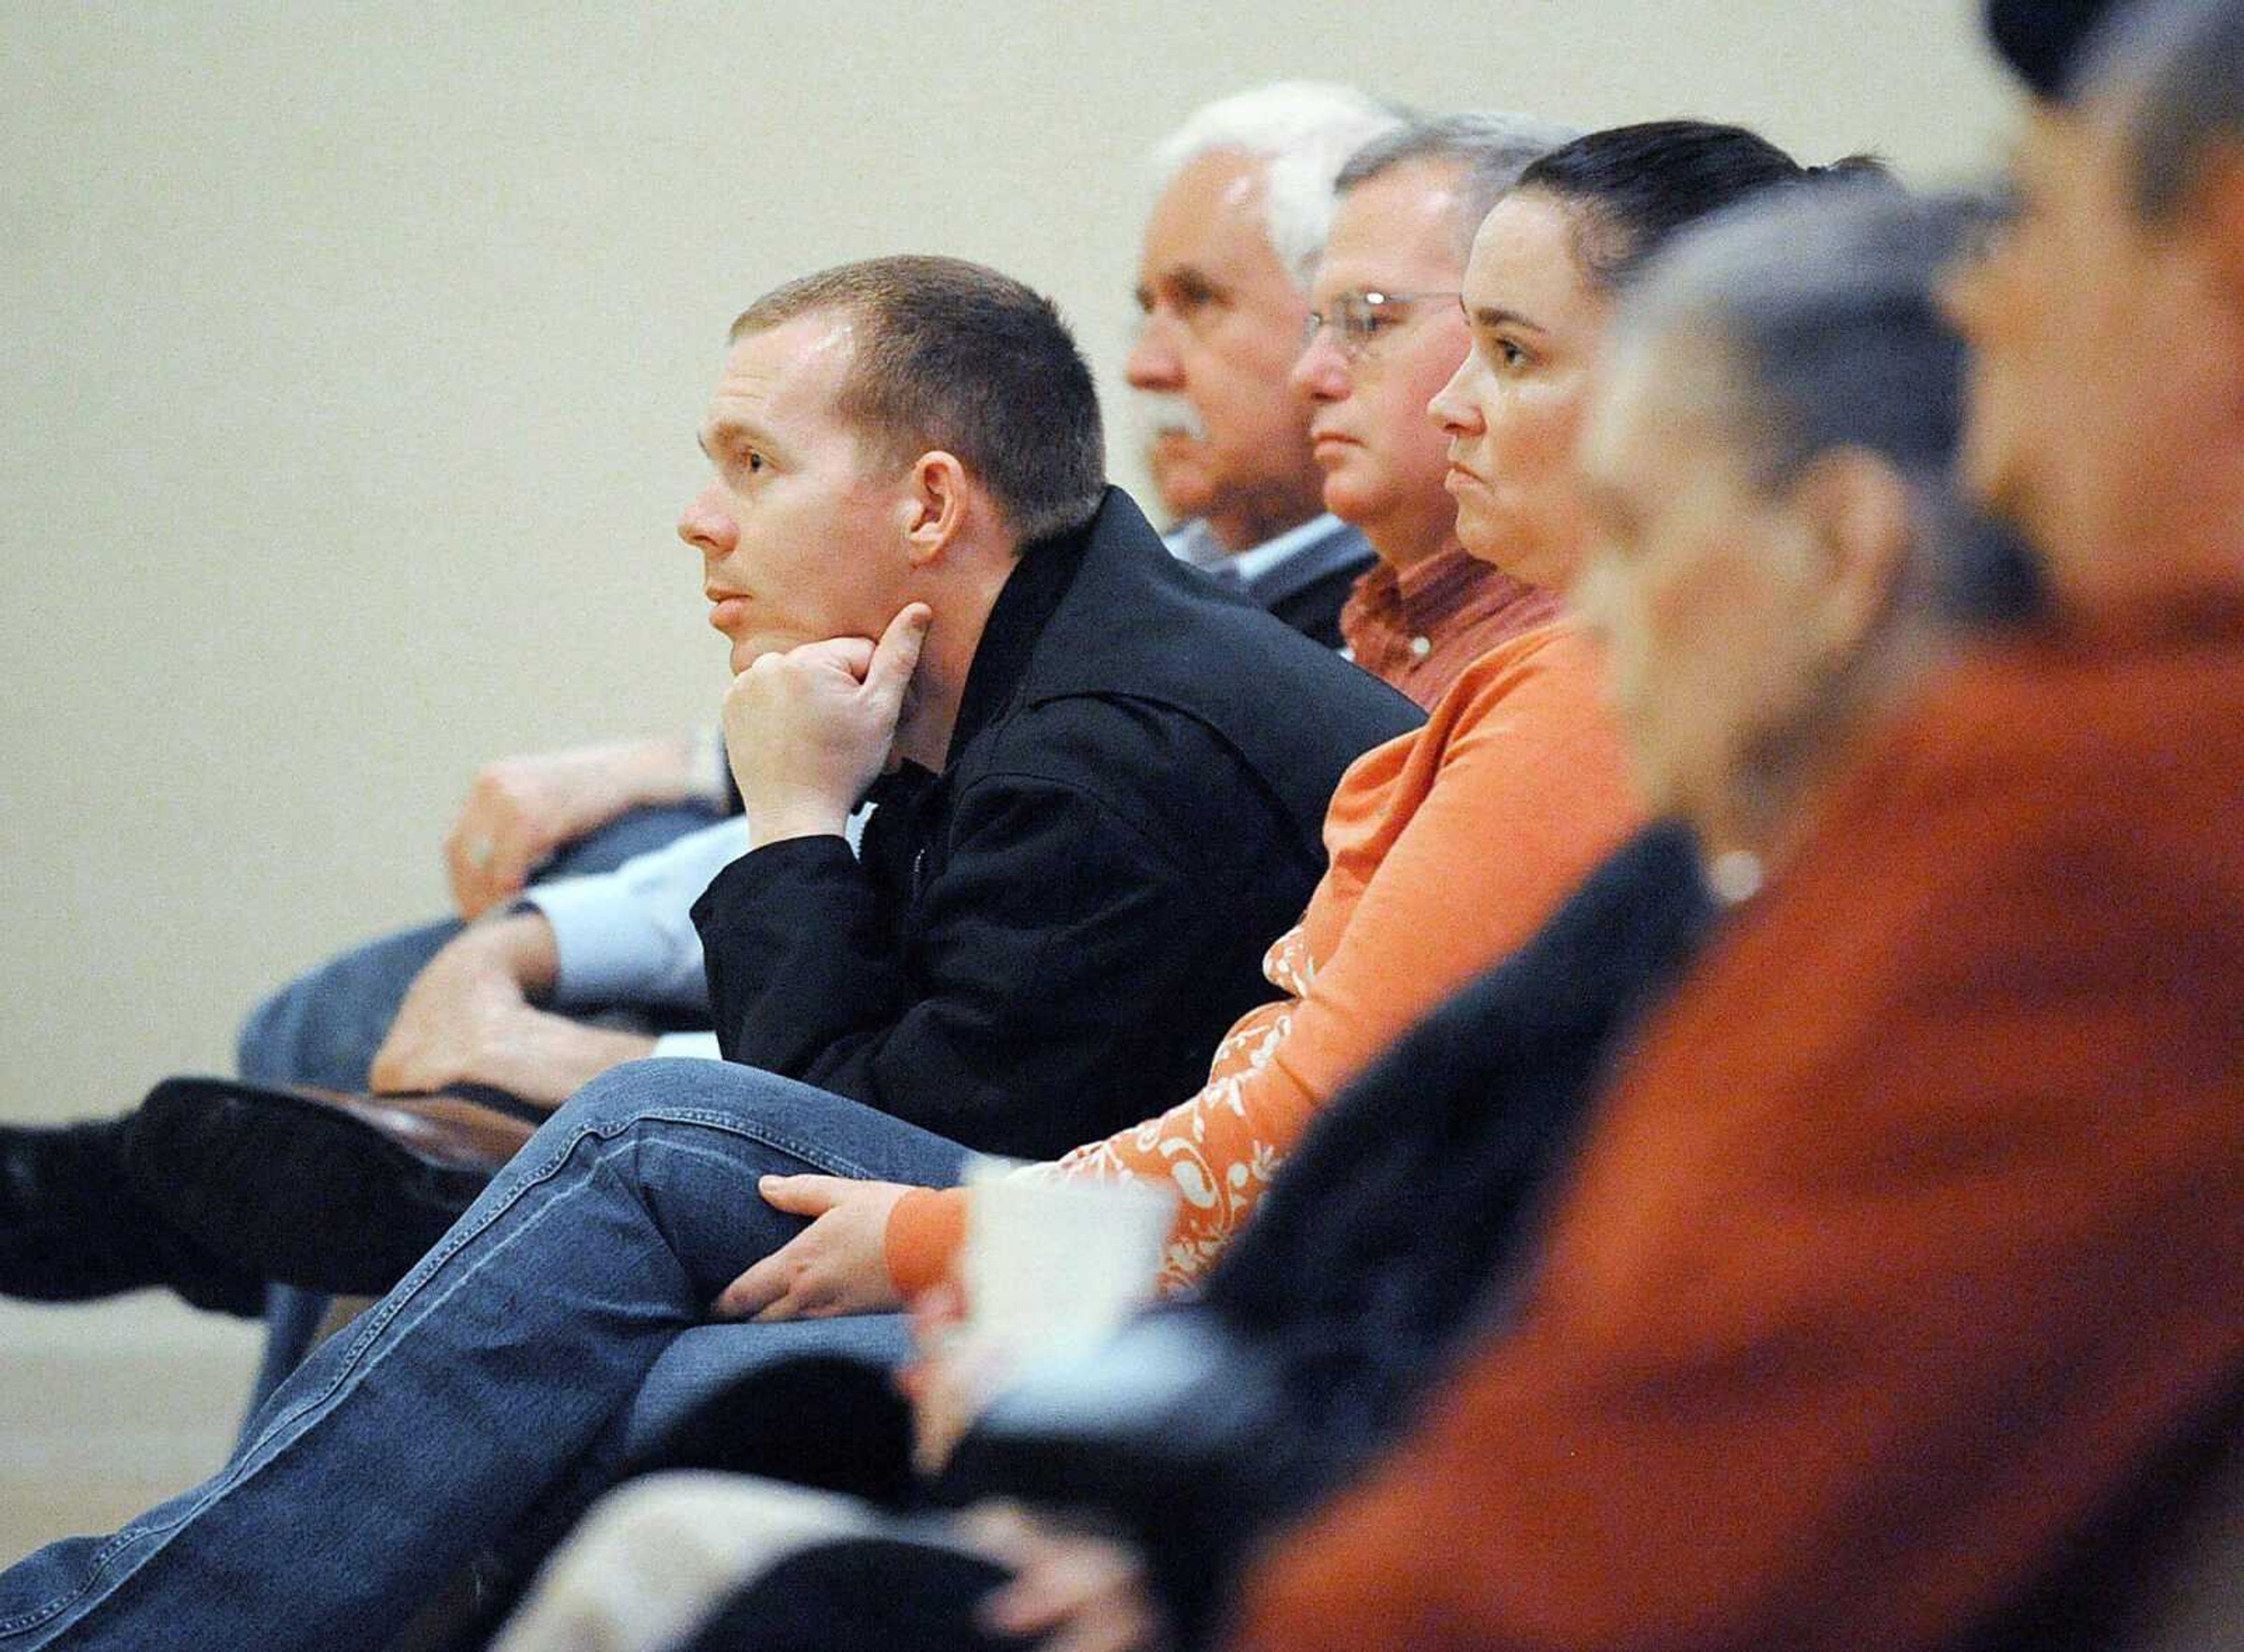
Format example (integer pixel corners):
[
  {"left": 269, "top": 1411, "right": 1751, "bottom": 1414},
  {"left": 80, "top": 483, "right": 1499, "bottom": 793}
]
[
  {"left": 1509, "top": 120, "right": 1866, "bottom": 289},
  {"left": 1425, "top": 123, "right": 1888, "bottom": 614}
]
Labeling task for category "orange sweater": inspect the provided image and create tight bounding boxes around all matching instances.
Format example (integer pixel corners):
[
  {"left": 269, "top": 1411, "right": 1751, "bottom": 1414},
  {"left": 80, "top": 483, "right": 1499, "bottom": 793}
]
[
  {"left": 1233, "top": 609, "right": 2244, "bottom": 1652},
  {"left": 885, "top": 622, "right": 1638, "bottom": 1297}
]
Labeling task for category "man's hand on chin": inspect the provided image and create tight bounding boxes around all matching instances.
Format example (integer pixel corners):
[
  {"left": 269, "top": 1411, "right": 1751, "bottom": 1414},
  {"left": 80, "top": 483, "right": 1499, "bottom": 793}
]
[{"left": 725, "top": 603, "right": 933, "bottom": 848}]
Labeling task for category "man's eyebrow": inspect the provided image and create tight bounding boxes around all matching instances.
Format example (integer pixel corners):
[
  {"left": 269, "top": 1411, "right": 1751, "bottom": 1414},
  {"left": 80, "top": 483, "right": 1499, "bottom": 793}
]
[
  {"left": 1143, "top": 264, "right": 1224, "bottom": 306},
  {"left": 1467, "top": 304, "right": 1547, "bottom": 333},
  {"left": 702, "top": 417, "right": 769, "bottom": 455}
]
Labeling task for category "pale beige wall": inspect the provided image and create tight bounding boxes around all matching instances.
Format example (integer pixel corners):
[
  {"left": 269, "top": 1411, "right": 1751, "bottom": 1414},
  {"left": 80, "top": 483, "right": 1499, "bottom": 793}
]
[{"left": 0, "top": 0, "right": 2016, "bottom": 1547}]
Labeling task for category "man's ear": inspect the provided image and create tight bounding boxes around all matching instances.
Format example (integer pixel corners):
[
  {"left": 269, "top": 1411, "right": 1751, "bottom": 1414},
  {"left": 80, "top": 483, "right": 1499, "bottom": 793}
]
[
  {"left": 899, "top": 451, "right": 969, "bottom": 567},
  {"left": 1791, "top": 448, "right": 1913, "bottom": 659}
]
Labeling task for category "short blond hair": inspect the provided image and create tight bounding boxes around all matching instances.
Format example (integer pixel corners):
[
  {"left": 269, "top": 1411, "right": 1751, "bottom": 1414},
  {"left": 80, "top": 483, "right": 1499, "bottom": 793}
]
[{"left": 732, "top": 255, "right": 1105, "bottom": 546}]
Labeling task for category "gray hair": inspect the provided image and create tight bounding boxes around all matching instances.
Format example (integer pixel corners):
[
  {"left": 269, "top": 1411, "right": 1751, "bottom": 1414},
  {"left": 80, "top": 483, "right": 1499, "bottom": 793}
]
[
  {"left": 2074, "top": 0, "right": 2244, "bottom": 222},
  {"left": 1617, "top": 183, "right": 1993, "bottom": 489},
  {"left": 1616, "top": 185, "right": 2038, "bottom": 619},
  {"left": 1151, "top": 82, "right": 1407, "bottom": 289},
  {"left": 1335, "top": 112, "right": 1582, "bottom": 256}
]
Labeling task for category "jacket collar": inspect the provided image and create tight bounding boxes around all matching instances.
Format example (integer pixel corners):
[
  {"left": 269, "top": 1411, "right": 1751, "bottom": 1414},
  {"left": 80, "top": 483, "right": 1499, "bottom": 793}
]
[
  {"left": 878, "top": 485, "right": 1415, "bottom": 858},
  {"left": 942, "top": 502, "right": 1096, "bottom": 767},
  {"left": 948, "top": 484, "right": 1280, "bottom": 765},
  {"left": 862, "top": 508, "right": 1106, "bottom": 810},
  {"left": 867, "top": 489, "right": 1189, "bottom": 808},
  {"left": 1241, "top": 517, "right": 1373, "bottom": 609}
]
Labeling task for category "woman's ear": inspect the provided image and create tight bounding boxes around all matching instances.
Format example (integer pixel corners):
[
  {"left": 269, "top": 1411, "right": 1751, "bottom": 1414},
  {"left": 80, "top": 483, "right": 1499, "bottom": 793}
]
[
  {"left": 1792, "top": 448, "right": 1914, "bottom": 657},
  {"left": 900, "top": 451, "right": 968, "bottom": 567}
]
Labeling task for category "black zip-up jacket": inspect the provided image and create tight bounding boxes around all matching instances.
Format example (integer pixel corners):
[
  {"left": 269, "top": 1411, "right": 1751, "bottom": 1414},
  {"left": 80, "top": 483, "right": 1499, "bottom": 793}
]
[{"left": 690, "top": 487, "right": 1422, "bottom": 1159}]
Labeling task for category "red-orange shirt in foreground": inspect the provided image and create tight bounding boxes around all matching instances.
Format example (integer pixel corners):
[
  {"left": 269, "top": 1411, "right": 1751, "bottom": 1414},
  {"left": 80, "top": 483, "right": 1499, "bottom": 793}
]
[{"left": 1234, "top": 609, "right": 2244, "bottom": 1652}]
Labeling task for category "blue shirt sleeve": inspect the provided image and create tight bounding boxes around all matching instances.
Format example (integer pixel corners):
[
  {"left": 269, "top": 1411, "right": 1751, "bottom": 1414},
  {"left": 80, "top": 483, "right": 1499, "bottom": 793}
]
[{"left": 525, "top": 808, "right": 869, "bottom": 1011}]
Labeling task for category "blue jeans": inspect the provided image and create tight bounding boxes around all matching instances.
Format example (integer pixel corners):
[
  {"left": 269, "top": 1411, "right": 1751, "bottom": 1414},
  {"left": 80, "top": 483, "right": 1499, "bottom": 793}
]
[
  {"left": 620, "top": 1317, "right": 914, "bottom": 1461},
  {"left": 233, "top": 802, "right": 725, "bottom": 1410},
  {"left": 0, "top": 1059, "right": 965, "bottom": 1650}
]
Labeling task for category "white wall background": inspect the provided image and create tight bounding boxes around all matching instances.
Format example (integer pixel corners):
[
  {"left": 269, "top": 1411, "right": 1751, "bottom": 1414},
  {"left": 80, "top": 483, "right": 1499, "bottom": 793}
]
[{"left": 0, "top": 0, "right": 2017, "bottom": 1551}]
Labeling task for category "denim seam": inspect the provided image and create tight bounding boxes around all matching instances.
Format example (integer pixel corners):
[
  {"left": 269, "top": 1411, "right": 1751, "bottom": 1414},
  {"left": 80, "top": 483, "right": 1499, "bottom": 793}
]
[{"left": 251, "top": 1105, "right": 885, "bottom": 1453}]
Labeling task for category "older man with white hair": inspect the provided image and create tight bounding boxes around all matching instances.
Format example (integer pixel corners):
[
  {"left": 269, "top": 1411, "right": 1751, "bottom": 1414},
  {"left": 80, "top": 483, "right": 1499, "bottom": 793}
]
[{"left": 1127, "top": 81, "right": 1400, "bottom": 643}]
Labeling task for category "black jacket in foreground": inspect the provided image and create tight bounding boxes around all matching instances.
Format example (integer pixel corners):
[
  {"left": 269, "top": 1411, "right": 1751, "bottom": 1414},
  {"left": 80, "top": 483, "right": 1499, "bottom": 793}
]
[{"left": 690, "top": 487, "right": 1422, "bottom": 1160}]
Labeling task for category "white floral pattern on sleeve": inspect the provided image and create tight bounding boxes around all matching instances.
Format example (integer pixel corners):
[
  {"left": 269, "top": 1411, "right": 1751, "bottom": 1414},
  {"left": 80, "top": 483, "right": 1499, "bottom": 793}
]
[{"left": 1026, "top": 922, "right": 1314, "bottom": 1291}]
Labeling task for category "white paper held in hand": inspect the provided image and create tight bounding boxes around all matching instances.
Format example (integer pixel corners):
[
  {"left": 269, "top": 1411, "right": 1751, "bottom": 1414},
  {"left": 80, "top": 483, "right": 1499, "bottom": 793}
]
[{"left": 958, "top": 1152, "right": 1177, "bottom": 1362}]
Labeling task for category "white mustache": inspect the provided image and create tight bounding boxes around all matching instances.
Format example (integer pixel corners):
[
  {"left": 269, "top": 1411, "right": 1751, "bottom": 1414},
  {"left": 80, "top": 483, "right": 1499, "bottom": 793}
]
[{"left": 1131, "top": 390, "right": 1207, "bottom": 444}]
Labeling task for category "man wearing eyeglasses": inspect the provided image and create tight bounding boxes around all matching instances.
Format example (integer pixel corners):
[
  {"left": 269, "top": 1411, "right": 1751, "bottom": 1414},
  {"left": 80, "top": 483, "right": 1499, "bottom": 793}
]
[{"left": 1294, "top": 114, "right": 1578, "bottom": 709}]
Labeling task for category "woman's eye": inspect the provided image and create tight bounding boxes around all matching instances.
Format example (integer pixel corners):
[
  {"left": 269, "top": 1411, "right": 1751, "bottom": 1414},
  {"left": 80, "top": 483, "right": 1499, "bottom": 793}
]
[{"left": 1497, "top": 340, "right": 1528, "bottom": 369}]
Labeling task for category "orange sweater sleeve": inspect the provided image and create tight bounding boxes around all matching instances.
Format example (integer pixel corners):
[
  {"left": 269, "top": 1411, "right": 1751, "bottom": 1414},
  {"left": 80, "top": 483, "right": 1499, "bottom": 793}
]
[
  {"left": 1228, "top": 660, "right": 2244, "bottom": 1652},
  {"left": 885, "top": 628, "right": 1636, "bottom": 1298}
]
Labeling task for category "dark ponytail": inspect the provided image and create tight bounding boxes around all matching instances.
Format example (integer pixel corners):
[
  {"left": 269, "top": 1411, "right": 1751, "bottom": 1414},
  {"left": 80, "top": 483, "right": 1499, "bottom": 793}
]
[{"left": 1514, "top": 120, "right": 1889, "bottom": 293}]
